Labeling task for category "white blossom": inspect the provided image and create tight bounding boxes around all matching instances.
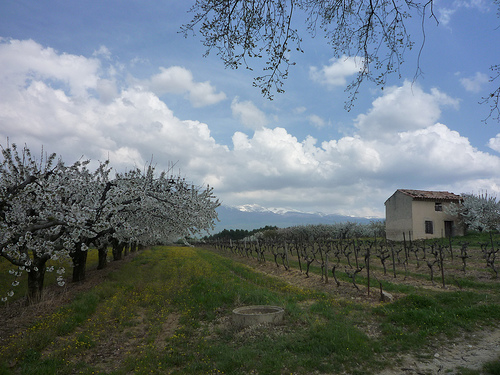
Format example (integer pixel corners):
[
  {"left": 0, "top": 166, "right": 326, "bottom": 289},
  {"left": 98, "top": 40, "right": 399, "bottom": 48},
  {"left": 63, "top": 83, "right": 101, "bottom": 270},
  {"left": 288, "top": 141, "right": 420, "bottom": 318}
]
[
  {"left": 1, "top": 143, "right": 219, "bottom": 301},
  {"left": 447, "top": 193, "right": 500, "bottom": 232}
]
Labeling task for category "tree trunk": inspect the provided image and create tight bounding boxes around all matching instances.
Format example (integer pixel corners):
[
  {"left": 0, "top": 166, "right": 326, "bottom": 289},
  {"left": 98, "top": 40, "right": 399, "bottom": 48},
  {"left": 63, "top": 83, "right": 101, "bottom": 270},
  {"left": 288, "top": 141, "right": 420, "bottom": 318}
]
[
  {"left": 112, "top": 241, "right": 124, "bottom": 261},
  {"left": 130, "top": 242, "right": 137, "bottom": 253},
  {"left": 72, "top": 243, "right": 88, "bottom": 282},
  {"left": 27, "top": 257, "right": 48, "bottom": 304},
  {"left": 97, "top": 244, "right": 108, "bottom": 270}
]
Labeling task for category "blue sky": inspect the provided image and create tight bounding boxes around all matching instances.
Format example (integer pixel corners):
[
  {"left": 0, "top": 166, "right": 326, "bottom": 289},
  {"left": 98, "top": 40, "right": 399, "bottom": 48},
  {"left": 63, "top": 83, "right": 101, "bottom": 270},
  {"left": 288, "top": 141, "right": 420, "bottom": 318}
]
[{"left": 1, "top": 0, "right": 499, "bottom": 219}]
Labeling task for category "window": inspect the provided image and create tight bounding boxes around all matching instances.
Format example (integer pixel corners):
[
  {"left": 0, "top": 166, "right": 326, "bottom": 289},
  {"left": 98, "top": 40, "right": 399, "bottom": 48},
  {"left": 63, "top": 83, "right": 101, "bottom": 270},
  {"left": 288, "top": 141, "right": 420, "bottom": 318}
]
[
  {"left": 425, "top": 220, "right": 434, "bottom": 234},
  {"left": 435, "top": 202, "right": 443, "bottom": 211}
]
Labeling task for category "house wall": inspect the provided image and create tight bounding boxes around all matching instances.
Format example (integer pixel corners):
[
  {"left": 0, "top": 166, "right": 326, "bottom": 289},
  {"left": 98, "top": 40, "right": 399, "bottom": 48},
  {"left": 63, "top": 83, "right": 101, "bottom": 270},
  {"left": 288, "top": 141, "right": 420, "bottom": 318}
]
[
  {"left": 411, "top": 200, "right": 464, "bottom": 240},
  {"left": 385, "top": 190, "right": 465, "bottom": 241},
  {"left": 385, "top": 191, "right": 413, "bottom": 241}
]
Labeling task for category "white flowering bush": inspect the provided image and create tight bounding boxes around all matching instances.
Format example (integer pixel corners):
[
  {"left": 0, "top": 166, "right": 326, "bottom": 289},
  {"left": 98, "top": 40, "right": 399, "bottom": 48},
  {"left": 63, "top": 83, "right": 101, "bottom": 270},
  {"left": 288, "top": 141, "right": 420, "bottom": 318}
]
[
  {"left": 446, "top": 193, "right": 500, "bottom": 233},
  {"left": 0, "top": 144, "right": 220, "bottom": 303}
]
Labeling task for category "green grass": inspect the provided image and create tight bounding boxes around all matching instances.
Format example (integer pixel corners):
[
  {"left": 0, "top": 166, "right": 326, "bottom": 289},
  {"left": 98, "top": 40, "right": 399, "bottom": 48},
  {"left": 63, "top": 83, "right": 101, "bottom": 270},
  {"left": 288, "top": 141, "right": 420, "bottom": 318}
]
[
  {"left": 483, "top": 357, "right": 500, "bottom": 375},
  {"left": 374, "top": 291, "right": 500, "bottom": 351},
  {"left": 423, "top": 230, "right": 499, "bottom": 246},
  {"left": 1, "top": 245, "right": 500, "bottom": 374},
  {"left": 457, "top": 356, "right": 500, "bottom": 375}
]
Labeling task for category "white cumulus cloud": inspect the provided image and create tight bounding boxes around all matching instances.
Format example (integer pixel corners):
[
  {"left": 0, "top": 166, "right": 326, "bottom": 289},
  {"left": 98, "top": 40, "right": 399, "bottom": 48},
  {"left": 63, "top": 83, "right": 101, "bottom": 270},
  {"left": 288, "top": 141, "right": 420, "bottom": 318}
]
[
  {"left": 2, "top": 38, "right": 500, "bottom": 218},
  {"left": 308, "top": 114, "right": 326, "bottom": 129},
  {"left": 310, "top": 55, "right": 363, "bottom": 88},
  {"left": 438, "top": 0, "right": 491, "bottom": 26},
  {"left": 0, "top": 39, "right": 229, "bottom": 180},
  {"left": 354, "top": 81, "right": 459, "bottom": 140},
  {"left": 0, "top": 38, "right": 100, "bottom": 97},
  {"left": 460, "top": 72, "right": 489, "bottom": 93},
  {"left": 488, "top": 134, "right": 500, "bottom": 153},
  {"left": 144, "top": 66, "right": 226, "bottom": 107},
  {"left": 231, "top": 97, "right": 268, "bottom": 130}
]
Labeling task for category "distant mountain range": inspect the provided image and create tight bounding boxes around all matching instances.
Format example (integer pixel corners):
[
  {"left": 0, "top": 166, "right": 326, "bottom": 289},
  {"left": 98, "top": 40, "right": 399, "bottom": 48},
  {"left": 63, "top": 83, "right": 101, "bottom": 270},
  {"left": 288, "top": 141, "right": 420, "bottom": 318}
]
[{"left": 211, "top": 204, "right": 382, "bottom": 233}]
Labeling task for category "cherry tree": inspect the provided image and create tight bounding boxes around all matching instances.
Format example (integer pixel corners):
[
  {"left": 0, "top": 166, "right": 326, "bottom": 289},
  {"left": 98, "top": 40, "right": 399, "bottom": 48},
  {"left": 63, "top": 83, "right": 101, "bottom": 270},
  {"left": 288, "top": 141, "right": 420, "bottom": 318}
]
[
  {"left": 0, "top": 144, "right": 220, "bottom": 303},
  {"left": 110, "top": 167, "right": 220, "bottom": 246},
  {"left": 0, "top": 144, "right": 79, "bottom": 302},
  {"left": 69, "top": 165, "right": 220, "bottom": 281},
  {"left": 64, "top": 160, "right": 115, "bottom": 282},
  {"left": 447, "top": 193, "right": 500, "bottom": 233}
]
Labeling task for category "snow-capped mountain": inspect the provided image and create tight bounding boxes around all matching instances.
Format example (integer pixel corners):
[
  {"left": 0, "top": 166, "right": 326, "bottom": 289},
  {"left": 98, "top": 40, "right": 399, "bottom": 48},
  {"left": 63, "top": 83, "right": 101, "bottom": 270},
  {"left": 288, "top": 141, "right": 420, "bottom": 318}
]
[
  {"left": 235, "top": 204, "right": 307, "bottom": 215},
  {"left": 212, "top": 204, "right": 380, "bottom": 233}
]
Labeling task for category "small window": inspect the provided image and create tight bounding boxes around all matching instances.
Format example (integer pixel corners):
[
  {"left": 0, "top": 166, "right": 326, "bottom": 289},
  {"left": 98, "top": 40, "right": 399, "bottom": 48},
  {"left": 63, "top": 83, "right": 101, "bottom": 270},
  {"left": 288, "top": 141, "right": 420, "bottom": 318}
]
[
  {"left": 435, "top": 202, "right": 443, "bottom": 211},
  {"left": 425, "top": 220, "right": 434, "bottom": 234}
]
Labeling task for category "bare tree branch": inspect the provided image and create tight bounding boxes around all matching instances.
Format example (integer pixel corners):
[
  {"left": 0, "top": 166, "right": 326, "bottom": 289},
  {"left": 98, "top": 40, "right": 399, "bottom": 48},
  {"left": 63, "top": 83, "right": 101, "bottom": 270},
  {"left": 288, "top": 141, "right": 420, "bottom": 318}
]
[
  {"left": 183, "top": 0, "right": 499, "bottom": 120},
  {"left": 481, "top": 64, "right": 500, "bottom": 123}
]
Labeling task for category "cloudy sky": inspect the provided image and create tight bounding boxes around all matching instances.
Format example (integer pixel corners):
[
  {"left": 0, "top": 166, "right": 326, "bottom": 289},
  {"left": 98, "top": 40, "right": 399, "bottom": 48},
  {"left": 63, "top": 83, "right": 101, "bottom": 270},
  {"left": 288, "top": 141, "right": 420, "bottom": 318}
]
[{"left": 1, "top": 1, "right": 499, "bottom": 220}]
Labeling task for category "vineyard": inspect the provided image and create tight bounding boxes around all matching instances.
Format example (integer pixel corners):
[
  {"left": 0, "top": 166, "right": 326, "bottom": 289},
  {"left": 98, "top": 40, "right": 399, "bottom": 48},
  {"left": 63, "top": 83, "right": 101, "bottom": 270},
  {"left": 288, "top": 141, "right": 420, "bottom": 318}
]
[
  {"left": 207, "top": 231, "right": 500, "bottom": 299},
  {"left": 202, "top": 233, "right": 500, "bottom": 373}
]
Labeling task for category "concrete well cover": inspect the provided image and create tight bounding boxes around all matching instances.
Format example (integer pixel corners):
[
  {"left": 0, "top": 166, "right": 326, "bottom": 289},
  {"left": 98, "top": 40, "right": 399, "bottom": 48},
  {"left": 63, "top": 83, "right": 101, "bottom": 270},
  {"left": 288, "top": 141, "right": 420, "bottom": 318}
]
[{"left": 232, "top": 305, "right": 284, "bottom": 327}]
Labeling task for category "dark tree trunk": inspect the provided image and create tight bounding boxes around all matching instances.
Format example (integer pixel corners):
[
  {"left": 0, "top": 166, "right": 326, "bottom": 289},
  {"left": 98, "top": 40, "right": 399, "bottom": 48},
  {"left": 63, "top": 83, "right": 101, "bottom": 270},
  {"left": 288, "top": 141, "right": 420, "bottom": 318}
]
[
  {"left": 331, "top": 265, "right": 341, "bottom": 287},
  {"left": 72, "top": 243, "right": 88, "bottom": 282},
  {"left": 130, "top": 242, "right": 137, "bottom": 253},
  {"left": 112, "top": 241, "right": 124, "bottom": 261},
  {"left": 97, "top": 244, "right": 108, "bottom": 270},
  {"left": 296, "top": 247, "right": 302, "bottom": 272},
  {"left": 27, "top": 255, "right": 49, "bottom": 304}
]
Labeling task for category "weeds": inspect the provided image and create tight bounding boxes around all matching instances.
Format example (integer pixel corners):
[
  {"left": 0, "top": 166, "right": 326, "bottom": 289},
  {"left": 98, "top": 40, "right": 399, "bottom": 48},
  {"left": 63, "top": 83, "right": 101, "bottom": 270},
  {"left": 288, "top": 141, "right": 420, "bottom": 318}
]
[{"left": 1, "top": 245, "right": 500, "bottom": 374}]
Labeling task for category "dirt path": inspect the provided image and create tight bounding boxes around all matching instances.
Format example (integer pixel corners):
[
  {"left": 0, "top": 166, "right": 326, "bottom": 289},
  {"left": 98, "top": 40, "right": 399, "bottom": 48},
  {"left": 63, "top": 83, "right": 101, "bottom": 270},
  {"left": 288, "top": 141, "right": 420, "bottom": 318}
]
[{"left": 378, "top": 328, "right": 500, "bottom": 374}]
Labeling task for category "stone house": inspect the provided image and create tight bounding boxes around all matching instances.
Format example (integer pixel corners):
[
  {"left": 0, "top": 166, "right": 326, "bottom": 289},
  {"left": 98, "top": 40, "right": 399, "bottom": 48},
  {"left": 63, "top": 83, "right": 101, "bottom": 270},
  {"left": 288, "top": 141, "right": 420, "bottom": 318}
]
[{"left": 385, "top": 189, "right": 465, "bottom": 241}]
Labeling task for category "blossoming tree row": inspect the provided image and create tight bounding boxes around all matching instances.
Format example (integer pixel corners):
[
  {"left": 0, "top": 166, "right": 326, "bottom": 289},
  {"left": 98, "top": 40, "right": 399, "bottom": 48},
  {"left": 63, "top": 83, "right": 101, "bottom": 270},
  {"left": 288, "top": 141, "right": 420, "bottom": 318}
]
[{"left": 0, "top": 143, "right": 220, "bottom": 303}]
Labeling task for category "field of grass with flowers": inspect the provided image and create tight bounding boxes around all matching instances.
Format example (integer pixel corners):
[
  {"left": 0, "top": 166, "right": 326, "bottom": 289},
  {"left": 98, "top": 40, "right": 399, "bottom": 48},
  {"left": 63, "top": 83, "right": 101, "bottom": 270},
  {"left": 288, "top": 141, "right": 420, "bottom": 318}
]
[{"left": 1, "top": 245, "right": 500, "bottom": 374}]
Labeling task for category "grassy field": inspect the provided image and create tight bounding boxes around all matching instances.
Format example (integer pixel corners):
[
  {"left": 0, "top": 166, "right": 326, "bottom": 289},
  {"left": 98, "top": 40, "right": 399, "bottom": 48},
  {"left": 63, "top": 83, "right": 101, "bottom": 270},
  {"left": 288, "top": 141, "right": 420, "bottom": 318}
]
[{"left": 1, "top": 244, "right": 500, "bottom": 374}]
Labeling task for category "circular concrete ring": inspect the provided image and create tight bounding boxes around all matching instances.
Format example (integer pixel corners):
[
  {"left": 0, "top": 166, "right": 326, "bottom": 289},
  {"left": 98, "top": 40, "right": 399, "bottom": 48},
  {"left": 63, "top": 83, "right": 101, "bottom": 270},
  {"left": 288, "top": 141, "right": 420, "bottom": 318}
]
[{"left": 232, "top": 305, "right": 285, "bottom": 328}]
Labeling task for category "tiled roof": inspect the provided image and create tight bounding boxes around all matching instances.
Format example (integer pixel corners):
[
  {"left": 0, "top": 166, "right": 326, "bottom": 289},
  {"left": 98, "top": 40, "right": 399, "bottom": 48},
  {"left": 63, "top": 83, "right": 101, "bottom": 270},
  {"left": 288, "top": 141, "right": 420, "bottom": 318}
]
[{"left": 398, "top": 189, "right": 462, "bottom": 201}]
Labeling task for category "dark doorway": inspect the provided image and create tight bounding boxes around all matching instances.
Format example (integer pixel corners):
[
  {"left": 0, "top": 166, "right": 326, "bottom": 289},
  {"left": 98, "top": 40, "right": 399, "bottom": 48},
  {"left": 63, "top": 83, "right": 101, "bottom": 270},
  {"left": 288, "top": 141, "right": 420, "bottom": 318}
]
[{"left": 445, "top": 221, "right": 453, "bottom": 238}]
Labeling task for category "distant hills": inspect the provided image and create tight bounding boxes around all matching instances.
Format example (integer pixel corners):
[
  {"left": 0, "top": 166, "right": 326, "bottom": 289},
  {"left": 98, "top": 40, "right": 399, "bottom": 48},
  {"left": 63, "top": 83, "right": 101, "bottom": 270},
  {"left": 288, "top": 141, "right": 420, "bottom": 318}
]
[{"left": 211, "top": 204, "right": 382, "bottom": 233}]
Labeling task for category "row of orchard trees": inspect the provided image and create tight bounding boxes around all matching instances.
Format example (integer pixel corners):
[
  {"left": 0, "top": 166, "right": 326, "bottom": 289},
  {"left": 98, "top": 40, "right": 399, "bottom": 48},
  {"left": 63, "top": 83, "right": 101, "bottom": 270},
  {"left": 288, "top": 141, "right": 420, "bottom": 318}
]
[{"left": 0, "top": 143, "right": 220, "bottom": 303}]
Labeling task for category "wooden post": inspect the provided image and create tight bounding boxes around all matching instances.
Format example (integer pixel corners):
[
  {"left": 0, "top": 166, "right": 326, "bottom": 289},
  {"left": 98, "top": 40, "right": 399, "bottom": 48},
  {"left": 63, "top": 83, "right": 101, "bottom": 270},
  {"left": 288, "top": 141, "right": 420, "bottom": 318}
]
[
  {"left": 449, "top": 233, "right": 453, "bottom": 261},
  {"left": 325, "top": 253, "right": 329, "bottom": 284},
  {"left": 366, "top": 247, "right": 370, "bottom": 296},
  {"left": 284, "top": 242, "right": 289, "bottom": 269},
  {"left": 403, "top": 232, "right": 407, "bottom": 260},
  {"left": 391, "top": 243, "right": 396, "bottom": 278},
  {"left": 439, "top": 245, "right": 446, "bottom": 289}
]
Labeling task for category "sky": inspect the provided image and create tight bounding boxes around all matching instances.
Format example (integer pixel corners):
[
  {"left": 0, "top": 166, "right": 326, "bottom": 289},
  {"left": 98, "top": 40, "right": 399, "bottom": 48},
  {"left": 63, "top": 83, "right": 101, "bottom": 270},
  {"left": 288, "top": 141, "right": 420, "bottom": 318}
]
[{"left": 0, "top": 0, "right": 499, "bottom": 221}]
